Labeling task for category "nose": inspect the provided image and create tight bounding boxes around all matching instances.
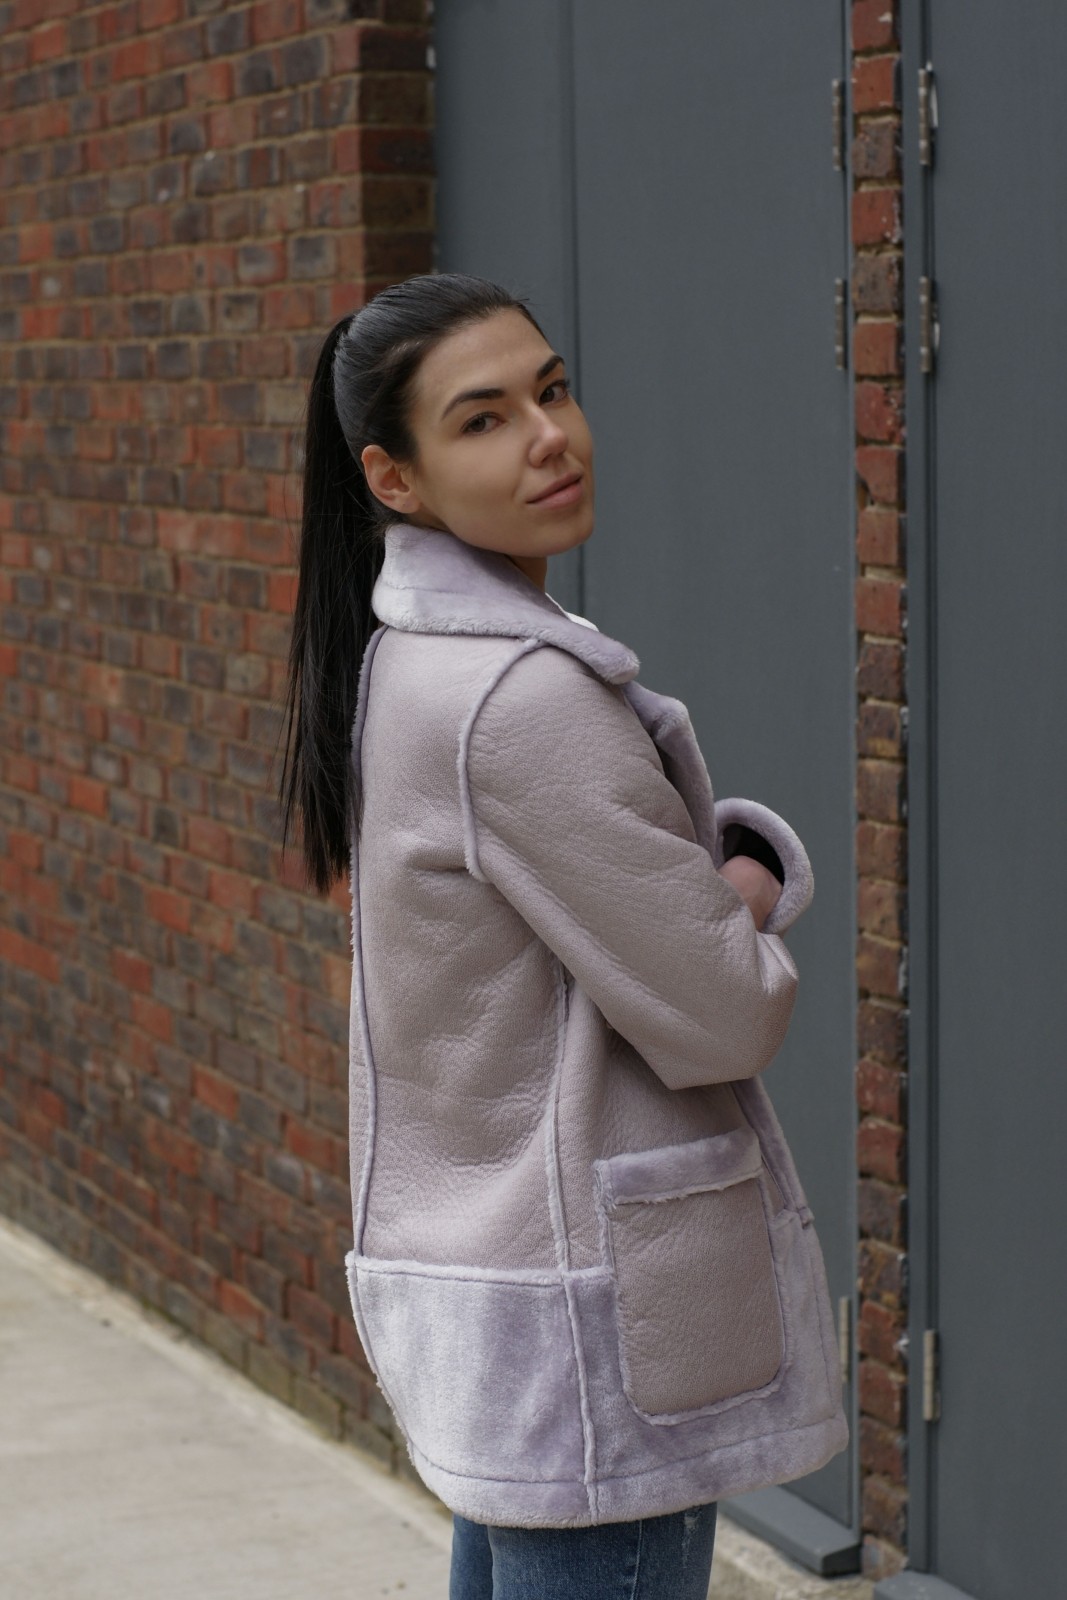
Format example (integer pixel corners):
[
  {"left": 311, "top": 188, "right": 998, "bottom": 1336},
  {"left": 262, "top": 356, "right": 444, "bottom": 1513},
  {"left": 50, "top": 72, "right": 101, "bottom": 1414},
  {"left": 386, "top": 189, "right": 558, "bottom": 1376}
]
[{"left": 530, "top": 406, "right": 569, "bottom": 461}]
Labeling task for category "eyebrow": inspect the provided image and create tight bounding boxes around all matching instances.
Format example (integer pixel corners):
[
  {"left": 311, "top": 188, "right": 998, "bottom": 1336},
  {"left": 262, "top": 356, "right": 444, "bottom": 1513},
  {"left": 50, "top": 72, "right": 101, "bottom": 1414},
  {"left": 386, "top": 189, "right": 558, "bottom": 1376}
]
[{"left": 439, "top": 353, "right": 565, "bottom": 422}]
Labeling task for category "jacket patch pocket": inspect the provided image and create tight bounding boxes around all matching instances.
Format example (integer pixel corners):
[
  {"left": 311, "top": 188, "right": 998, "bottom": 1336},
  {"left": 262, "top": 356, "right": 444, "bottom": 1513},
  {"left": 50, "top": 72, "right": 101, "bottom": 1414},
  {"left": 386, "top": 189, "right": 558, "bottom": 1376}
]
[{"left": 593, "top": 1124, "right": 786, "bottom": 1421}]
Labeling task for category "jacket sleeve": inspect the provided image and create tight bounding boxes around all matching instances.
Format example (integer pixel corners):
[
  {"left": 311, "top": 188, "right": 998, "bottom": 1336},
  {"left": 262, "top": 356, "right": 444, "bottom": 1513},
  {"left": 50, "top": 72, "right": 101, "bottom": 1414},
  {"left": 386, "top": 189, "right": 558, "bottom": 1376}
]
[{"left": 462, "top": 645, "right": 801, "bottom": 1092}]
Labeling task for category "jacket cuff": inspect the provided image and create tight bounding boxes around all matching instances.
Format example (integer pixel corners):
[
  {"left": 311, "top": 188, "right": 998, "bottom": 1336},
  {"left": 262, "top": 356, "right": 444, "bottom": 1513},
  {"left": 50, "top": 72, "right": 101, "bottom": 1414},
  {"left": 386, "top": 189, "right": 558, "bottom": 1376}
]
[{"left": 711, "top": 796, "right": 814, "bottom": 936}]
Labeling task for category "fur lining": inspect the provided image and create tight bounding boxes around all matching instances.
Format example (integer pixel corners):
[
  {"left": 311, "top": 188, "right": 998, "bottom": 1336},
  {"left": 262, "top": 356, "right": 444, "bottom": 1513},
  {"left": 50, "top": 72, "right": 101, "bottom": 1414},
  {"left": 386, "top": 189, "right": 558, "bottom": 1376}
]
[
  {"left": 711, "top": 796, "right": 815, "bottom": 936},
  {"left": 373, "top": 523, "right": 640, "bottom": 684}
]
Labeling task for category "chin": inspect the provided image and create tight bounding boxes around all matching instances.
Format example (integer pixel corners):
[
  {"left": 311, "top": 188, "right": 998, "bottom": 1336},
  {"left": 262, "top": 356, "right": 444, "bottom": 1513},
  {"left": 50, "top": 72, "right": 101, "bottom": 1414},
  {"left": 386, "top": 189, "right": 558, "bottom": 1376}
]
[{"left": 550, "top": 505, "right": 595, "bottom": 551}]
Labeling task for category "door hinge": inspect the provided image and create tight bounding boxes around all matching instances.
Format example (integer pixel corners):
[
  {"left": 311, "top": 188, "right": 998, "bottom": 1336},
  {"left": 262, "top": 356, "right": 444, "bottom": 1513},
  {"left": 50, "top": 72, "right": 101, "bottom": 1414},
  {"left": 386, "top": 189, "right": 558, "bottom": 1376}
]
[
  {"left": 831, "top": 77, "right": 845, "bottom": 170},
  {"left": 834, "top": 277, "right": 848, "bottom": 369},
  {"left": 919, "top": 275, "right": 940, "bottom": 372},
  {"left": 922, "top": 1327, "right": 941, "bottom": 1421},
  {"left": 837, "top": 1295, "right": 852, "bottom": 1387},
  {"left": 918, "top": 64, "right": 938, "bottom": 167}
]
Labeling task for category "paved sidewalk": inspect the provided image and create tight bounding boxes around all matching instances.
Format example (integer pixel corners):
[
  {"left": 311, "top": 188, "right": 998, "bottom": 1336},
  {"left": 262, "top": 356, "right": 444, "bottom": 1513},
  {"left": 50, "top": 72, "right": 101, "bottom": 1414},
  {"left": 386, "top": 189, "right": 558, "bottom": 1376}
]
[
  {"left": 0, "top": 1215, "right": 453, "bottom": 1598},
  {"left": 0, "top": 1214, "right": 872, "bottom": 1600}
]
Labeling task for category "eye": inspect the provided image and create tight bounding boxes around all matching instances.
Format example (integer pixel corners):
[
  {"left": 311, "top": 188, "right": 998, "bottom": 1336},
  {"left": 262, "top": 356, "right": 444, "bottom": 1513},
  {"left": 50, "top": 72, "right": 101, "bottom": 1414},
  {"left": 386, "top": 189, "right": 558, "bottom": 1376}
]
[
  {"left": 541, "top": 376, "right": 571, "bottom": 404},
  {"left": 461, "top": 411, "right": 498, "bottom": 436}
]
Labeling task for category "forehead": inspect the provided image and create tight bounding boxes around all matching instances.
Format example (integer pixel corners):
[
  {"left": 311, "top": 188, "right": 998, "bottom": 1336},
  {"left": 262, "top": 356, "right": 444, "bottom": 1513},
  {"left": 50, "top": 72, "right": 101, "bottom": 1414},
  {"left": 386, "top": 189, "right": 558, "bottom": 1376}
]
[{"left": 411, "top": 308, "right": 552, "bottom": 420}]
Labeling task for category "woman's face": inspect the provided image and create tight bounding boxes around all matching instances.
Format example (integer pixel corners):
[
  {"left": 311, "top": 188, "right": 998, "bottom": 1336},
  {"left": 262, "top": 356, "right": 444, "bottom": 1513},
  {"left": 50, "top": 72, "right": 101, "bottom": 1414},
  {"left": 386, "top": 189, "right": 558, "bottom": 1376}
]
[{"left": 361, "top": 308, "right": 595, "bottom": 576}]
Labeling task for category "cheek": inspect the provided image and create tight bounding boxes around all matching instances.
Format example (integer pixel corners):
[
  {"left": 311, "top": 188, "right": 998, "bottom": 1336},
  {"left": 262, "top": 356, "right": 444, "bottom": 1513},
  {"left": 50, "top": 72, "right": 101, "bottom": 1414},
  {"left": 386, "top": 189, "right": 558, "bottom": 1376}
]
[{"left": 448, "top": 439, "right": 522, "bottom": 499}]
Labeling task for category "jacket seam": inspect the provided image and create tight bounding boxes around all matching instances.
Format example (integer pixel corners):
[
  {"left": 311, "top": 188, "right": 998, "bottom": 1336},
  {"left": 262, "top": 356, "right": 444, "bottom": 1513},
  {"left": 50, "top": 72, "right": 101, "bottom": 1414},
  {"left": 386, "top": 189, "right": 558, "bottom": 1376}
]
[
  {"left": 544, "top": 958, "right": 571, "bottom": 1273},
  {"left": 457, "top": 636, "right": 542, "bottom": 881},
  {"left": 350, "top": 1256, "right": 613, "bottom": 1287},
  {"left": 348, "top": 622, "right": 390, "bottom": 1259},
  {"left": 547, "top": 958, "right": 600, "bottom": 1517}
]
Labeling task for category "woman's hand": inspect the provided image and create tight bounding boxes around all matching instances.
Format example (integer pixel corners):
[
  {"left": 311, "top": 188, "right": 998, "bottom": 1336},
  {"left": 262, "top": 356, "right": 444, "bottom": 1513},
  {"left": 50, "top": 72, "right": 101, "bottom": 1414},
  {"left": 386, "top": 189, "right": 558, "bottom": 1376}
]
[{"left": 718, "top": 855, "right": 784, "bottom": 933}]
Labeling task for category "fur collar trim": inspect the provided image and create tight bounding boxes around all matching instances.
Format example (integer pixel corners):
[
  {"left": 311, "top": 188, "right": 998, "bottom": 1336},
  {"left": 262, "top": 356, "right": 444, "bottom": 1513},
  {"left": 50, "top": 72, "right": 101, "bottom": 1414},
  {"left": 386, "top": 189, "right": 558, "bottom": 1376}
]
[{"left": 371, "top": 522, "right": 641, "bottom": 686}]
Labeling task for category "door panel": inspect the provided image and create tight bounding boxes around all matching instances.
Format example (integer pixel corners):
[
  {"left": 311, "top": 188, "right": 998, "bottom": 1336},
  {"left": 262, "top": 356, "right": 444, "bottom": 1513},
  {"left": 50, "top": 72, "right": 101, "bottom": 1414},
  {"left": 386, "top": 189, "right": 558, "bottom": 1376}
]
[
  {"left": 435, "top": 0, "right": 856, "bottom": 1540},
  {"left": 911, "top": 5, "right": 1067, "bottom": 1594},
  {"left": 570, "top": 0, "right": 855, "bottom": 1530}
]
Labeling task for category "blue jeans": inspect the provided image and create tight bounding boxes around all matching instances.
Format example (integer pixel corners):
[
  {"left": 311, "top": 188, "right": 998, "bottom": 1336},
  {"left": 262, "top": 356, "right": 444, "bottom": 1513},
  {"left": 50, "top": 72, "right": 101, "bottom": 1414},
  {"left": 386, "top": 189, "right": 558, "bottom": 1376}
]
[{"left": 449, "top": 1501, "right": 718, "bottom": 1599}]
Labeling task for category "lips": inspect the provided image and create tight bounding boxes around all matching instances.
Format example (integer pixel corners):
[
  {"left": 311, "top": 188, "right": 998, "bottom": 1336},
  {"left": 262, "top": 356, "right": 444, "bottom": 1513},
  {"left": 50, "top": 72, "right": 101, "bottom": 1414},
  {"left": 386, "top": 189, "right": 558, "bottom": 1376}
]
[{"left": 529, "top": 471, "right": 582, "bottom": 504}]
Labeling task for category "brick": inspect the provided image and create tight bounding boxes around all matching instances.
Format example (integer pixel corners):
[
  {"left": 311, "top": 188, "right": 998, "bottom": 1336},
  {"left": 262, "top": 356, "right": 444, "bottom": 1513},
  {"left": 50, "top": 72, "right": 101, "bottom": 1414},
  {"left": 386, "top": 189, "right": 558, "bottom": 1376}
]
[
  {"left": 358, "top": 126, "right": 434, "bottom": 174},
  {"left": 353, "top": 24, "right": 429, "bottom": 70},
  {"left": 355, "top": 73, "right": 431, "bottom": 127},
  {"left": 281, "top": 35, "right": 327, "bottom": 85},
  {"left": 141, "top": 0, "right": 184, "bottom": 27},
  {"left": 853, "top": 54, "right": 900, "bottom": 115},
  {"left": 236, "top": 50, "right": 279, "bottom": 96},
  {"left": 206, "top": 10, "right": 250, "bottom": 54},
  {"left": 858, "top": 1298, "right": 907, "bottom": 1368},
  {"left": 852, "top": 0, "right": 898, "bottom": 52},
  {"left": 258, "top": 94, "right": 305, "bottom": 141},
  {"left": 857, "top": 996, "right": 907, "bottom": 1064},
  {"left": 237, "top": 241, "right": 286, "bottom": 285},
  {"left": 856, "top": 574, "right": 904, "bottom": 636},
  {"left": 287, "top": 1283, "right": 337, "bottom": 1348},
  {"left": 858, "top": 1117, "right": 906, "bottom": 1182},
  {"left": 855, "top": 383, "right": 903, "bottom": 447},
  {"left": 856, "top": 638, "right": 904, "bottom": 699},
  {"left": 251, "top": 0, "right": 303, "bottom": 45},
  {"left": 858, "top": 1238, "right": 907, "bottom": 1305},
  {"left": 288, "top": 234, "right": 336, "bottom": 279},
  {"left": 857, "top": 505, "right": 903, "bottom": 567},
  {"left": 857, "top": 933, "right": 904, "bottom": 999},
  {"left": 187, "top": 60, "right": 233, "bottom": 104},
  {"left": 218, "top": 1279, "right": 265, "bottom": 1340},
  {"left": 856, "top": 444, "right": 903, "bottom": 505},
  {"left": 858, "top": 878, "right": 906, "bottom": 940},
  {"left": 853, "top": 317, "right": 901, "bottom": 377},
  {"left": 858, "top": 1178, "right": 906, "bottom": 1250},
  {"left": 853, "top": 187, "right": 902, "bottom": 247},
  {"left": 858, "top": 700, "right": 903, "bottom": 759},
  {"left": 852, "top": 252, "right": 902, "bottom": 315},
  {"left": 857, "top": 1420, "right": 902, "bottom": 1478},
  {"left": 856, "top": 1056, "right": 906, "bottom": 1121}
]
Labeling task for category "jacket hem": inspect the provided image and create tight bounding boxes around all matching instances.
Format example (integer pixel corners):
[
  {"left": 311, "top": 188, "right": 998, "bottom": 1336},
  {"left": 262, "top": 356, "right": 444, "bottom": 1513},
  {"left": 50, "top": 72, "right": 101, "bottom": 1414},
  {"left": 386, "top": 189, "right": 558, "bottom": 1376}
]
[{"left": 402, "top": 1409, "right": 851, "bottom": 1529}]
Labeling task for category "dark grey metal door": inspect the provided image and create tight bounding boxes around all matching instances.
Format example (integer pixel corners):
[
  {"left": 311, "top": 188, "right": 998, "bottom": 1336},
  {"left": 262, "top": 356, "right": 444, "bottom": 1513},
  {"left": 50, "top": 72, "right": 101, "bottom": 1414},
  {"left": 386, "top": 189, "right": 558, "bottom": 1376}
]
[
  {"left": 435, "top": 2, "right": 858, "bottom": 1562},
  {"left": 891, "top": 7, "right": 1067, "bottom": 1599}
]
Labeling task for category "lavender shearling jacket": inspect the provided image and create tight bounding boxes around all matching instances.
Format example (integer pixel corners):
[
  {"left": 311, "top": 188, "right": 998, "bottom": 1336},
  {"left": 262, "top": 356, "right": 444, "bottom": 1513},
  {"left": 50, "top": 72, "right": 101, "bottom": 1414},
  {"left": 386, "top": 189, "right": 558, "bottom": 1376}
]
[{"left": 343, "top": 519, "right": 848, "bottom": 1528}]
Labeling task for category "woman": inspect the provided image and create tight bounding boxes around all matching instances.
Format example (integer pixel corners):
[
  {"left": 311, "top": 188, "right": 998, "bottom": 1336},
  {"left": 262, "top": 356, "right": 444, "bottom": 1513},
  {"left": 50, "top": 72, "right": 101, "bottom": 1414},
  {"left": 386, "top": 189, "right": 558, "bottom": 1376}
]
[{"left": 280, "top": 274, "right": 848, "bottom": 1599}]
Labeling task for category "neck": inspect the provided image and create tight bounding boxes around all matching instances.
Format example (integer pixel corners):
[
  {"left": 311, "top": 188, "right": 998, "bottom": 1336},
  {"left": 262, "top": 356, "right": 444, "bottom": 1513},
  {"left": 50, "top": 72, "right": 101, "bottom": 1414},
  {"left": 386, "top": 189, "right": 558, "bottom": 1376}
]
[{"left": 505, "top": 552, "right": 547, "bottom": 593}]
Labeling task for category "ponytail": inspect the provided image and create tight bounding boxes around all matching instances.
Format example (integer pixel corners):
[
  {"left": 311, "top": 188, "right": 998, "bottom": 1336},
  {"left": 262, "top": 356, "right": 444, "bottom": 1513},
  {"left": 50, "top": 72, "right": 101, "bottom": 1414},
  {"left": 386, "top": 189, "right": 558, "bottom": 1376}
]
[
  {"left": 277, "top": 313, "right": 385, "bottom": 895},
  {"left": 278, "top": 274, "right": 546, "bottom": 895}
]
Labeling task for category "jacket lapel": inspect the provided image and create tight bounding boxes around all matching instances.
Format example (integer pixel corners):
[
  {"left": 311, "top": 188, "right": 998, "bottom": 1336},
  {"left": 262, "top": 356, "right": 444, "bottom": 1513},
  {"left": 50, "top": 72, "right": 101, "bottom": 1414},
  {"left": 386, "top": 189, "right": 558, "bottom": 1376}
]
[
  {"left": 372, "top": 521, "right": 640, "bottom": 684},
  {"left": 371, "top": 522, "right": 719, "bottom": 857},
  {"left": 619, "top": 680, "right": 719, "bottom": 858}
]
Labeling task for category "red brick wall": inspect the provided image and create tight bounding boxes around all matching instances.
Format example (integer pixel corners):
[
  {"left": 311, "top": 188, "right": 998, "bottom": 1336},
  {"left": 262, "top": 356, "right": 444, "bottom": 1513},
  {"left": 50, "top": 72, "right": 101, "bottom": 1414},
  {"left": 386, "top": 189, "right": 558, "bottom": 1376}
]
[
  {"left": 0, "top": 0, "right": 431, "bottom": 1474},
  {"left": 851, "top": 0, "right": 908, "bottom": 1579}
]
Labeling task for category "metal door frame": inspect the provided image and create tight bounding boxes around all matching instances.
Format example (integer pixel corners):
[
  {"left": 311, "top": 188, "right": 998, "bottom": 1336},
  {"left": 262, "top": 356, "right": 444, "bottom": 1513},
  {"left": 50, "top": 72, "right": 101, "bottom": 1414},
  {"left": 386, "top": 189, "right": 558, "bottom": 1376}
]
[{"left": 875, "top": 1, "right": 952, "bottom": 1595}]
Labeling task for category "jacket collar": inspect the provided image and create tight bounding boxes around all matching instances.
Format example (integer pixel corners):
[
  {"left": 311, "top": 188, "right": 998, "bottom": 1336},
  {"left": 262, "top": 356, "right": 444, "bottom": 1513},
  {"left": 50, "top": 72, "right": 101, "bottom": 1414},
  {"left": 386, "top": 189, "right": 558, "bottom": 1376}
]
[{"left": 371, "top": 521, "right": 641, "bottom": 686}]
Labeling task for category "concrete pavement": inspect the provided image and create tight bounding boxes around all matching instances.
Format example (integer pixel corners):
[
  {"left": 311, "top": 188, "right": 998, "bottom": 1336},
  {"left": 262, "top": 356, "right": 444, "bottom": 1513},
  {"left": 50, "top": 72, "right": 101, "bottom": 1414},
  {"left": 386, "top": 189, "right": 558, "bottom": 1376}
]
[{"left": 0, "top": 1214, "right": 872, "bottom": 1600}]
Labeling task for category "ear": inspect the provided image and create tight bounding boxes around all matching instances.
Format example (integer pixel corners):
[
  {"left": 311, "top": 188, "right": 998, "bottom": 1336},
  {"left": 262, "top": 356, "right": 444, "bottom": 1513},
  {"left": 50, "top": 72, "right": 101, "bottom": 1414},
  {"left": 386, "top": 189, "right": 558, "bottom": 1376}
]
[{"left": 360, "top": 443, "right": 423, "bottom": 515}]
